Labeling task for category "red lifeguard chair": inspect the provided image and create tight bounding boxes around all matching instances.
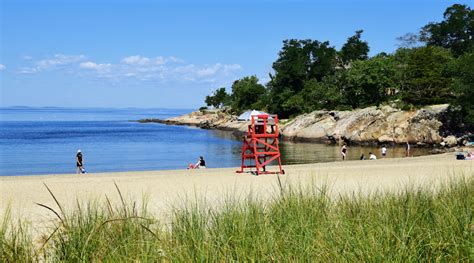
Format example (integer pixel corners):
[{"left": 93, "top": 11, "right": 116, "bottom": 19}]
[{"left": 237, "top": 114, "right": 284, "bottom": 175}]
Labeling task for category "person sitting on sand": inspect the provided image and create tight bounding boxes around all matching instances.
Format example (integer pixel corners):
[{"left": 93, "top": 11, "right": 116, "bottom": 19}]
[
  {"left": 465, "top": 152, "right": 474, "bottom": 160},
  {"left": 76, "top": 149, "right": 86, "bottom": 174},
  {"left": 341, "top": 145, "right": 348, "bottom": 160},
  {"left": 369, "top": 152, "right": 377, "bottom": 160},
  {"left": 195, "top": 156, "right": 206, "bottom": 169}
]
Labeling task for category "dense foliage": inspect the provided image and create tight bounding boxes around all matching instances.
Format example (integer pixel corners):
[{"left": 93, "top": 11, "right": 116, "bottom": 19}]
[{"left": 204, "top": 4, "right": 473, "bottom": 129}]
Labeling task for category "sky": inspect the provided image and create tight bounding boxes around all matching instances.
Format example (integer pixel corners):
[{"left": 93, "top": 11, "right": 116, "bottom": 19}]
[{"left": 0, "top": 0, "right": 471, "bottom": 109}]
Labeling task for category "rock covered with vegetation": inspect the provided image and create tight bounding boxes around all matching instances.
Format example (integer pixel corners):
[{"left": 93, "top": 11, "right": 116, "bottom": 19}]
[
  {"left": 281, "top": 104, "right": 450, "bottom": 144},
  {"left": 158, "top": 105, "right": 460, "bottom": 145}
]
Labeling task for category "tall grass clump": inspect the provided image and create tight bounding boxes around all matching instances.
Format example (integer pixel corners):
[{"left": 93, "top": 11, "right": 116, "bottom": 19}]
[
  {"left": 36, "top": 183, "right": 166, "bottom": 261},
  {"left": 0, "top": 207, "right": 38, "bottom": 262}
]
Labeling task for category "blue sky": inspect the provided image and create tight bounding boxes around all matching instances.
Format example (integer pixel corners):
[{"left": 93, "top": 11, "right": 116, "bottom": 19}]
[{"left": 0, "top": 0, "right": 469, "bottom": 108}]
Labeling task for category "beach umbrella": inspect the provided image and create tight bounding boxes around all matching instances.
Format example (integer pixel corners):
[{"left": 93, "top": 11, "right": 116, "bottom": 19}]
[{"left": 237, "top": 110, "right": 270, "bottom": 121}]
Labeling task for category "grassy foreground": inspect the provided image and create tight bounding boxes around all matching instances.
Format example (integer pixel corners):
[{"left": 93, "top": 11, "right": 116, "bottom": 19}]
[{"left": 1, "top": 177, "right": 473, "bottom": 262}]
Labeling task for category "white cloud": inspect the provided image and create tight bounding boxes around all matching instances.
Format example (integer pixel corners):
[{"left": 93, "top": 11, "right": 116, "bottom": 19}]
[
  {"left": 15, "top": 54, "right": 242, "bottom": 84},
  {"left": 18, "top": 54, "right": 86, "bottom": 74},
  {"left": 79, "top": 61, "right": 112, "bottom": 71},
  {"left": 0, "top": 64, "right": 5, "bottom": 71},
  {"left": 36, "top": 54, "right": 85, "bottom": 70},
  {"left": 17, "top": 67, "right": 37, "bottom": 74},
  {"left": 122, "top": 55, "right": 151, "bottom": 65},
  {"left": 81, "top": 55, "right": 242, "bottom": 83},
  {"left": 122, "top": 55, "right": 183, "bottom": 66}
]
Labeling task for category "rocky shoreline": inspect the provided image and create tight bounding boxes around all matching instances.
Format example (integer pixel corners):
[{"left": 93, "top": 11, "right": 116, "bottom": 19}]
[{"left": 137, "top": 105, "right": 473, "bottom": 149}]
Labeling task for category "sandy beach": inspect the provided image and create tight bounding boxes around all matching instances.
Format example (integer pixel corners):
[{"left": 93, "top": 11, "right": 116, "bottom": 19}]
[{"left": 1, "top": 153, "right": 473, "bottom": 231}]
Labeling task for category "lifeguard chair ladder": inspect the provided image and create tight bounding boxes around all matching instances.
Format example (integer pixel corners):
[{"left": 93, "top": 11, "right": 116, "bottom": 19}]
[{"left": 236, "top": 114, "right": 284, "bottom": 175}]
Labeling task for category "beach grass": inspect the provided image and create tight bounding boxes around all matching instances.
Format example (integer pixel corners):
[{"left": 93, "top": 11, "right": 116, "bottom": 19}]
[
  {"left": 0, "top": 207, "right": 37, "bottom": 262},
  {"left": 1, "top": 176, "right": 473, "bottom": 262}
]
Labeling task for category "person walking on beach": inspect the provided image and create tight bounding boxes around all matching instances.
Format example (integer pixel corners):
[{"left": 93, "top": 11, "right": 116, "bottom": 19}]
[
  {"left": 76, "top": 149, "right": 85, "bottom": 174},
  {"left": 381, "top": 146, "right": 387, "bottom": 158},
  {"left": 405, "top": 141, "right": 411, "bottom": 157},
  {"left": 195, "top": 156, "right": 206, "bottom": 169},
  {"left": 341, "top": 144, "right": 348, "bottom": 160}
]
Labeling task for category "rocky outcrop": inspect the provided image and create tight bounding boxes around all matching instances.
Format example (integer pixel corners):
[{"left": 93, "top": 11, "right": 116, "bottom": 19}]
[
  {"left": 281, "top": 105, "right": 450, "bottom": 144},
  {"left": 140, "top": 110, "right": 250, "bottom": 134},
  {"left": 139, "top": 104, "right": 464, "bottom": 145}
]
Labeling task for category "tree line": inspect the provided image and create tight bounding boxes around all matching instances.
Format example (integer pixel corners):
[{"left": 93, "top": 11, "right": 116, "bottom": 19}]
[{"left": 205, "top": 4, "right": 473, "bottom": 130}]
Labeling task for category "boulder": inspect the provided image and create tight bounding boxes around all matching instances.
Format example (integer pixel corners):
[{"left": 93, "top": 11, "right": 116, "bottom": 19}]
[
  {"left": 443, "top": 135, "right": 458, "bottom": 147},
  {"left": 280, "top": 105, "right": 451, "bottom": 145}
]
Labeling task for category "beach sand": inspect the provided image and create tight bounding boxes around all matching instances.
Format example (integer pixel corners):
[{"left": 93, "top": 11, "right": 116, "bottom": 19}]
[{"left": 1, "top": 153, "right": 472, "bottom": 233}]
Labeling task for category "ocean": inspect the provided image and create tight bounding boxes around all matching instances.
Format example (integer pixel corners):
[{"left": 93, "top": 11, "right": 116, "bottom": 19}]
[{"left": 0, "top": 107, "right": 431, "bottom": 176}]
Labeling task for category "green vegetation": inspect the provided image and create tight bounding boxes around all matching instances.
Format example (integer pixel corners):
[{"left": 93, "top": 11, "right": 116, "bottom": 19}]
[
  {"left": 204, "top": 4, "right": 474, "bottom": 130},
  {"left": 2, "top": 177, "right": 473, "bottom": 261},
  {"left": 1, "top": 208, "right": 36, "bottom": 262}
]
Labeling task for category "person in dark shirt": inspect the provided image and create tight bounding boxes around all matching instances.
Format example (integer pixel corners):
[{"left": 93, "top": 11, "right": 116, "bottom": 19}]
[
  {"left": 76, "top": 149, "right": 85, "bottom": 174},
  {"left": 195, "top": 156, "right": 206, "bottom": 169}
]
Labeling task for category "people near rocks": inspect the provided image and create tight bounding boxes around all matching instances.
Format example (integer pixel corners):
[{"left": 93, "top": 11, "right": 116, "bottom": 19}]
[
  {"left": 369, "top": 152, "right": 377, "bottom": 160},
  {"left": 405, "top": 141, "right": 411, "bottom": 157},
  {"left": 381, "top": 146, "right": 387, "bottom": 158},
  {"left": 360, "top": 154, "right": 365, "bottom": 160},
  {"left": 76, "top": 149, "right": 86, "bottom": 174},
  {"left": 341, "top": 144, "right": 348, "bottom": 160},
  {"left": 195, "top": 156, "right": 207, "bottom": 169}
]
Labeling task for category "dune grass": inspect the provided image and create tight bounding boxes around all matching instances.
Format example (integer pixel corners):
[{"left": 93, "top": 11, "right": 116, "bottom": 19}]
[
  {"left": 1, "top": 176, "right": 473, "bottom": 262},
  {"left": 0, "top": 207, "right": 37, "bottom": 262}
]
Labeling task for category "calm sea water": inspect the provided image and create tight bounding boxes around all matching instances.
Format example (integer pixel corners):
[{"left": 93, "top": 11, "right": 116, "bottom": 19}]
[{"left": 0, "top": 108, "right": 431, "bottom": 176}]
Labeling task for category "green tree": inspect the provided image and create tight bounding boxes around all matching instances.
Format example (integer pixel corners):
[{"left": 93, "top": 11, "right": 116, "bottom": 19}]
[
  {"left": 339, "top": 30, "right": 370, "bottom": 65},
  {"left": 420, "top": 4, "right": 474, "bottom": 56},
  {"left": 451, "top": 52, "right": 474, "bottom": 129},
  {"left": 400, "top": 46, "right": 454, "bottom": 105},
  {"left": 306, "top": 40, "right": 338, "bottom": 81},
  {"left": 269, "top": 39, "right": 337, "bottom": 117},
  {"left": 231, "top": 76, "right": 267, "bottom": 113},
  {"left": 300, "top": 77, "right": 344, "bottom": 111},
  {"left": 344, "top": 55, "right": 399, "bottom": 107},
  {"left": 205, "top": 87, "right": 231, "bottom": 108}
]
